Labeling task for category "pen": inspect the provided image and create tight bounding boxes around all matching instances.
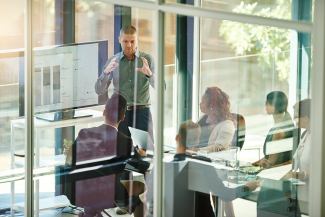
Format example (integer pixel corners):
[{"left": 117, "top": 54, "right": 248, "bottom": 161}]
[{"left": 265, "top": 160, "right": 275, "bottom": 167}]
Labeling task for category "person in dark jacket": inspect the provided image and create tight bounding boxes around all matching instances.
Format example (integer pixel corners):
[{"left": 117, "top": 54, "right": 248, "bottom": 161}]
[{"left": 66, "top": 93, "right": 146, "bottom": 216}]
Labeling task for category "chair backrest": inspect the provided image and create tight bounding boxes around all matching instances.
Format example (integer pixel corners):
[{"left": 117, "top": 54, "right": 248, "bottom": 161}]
[
  {"left": 62, "top": 159, "right": 126, "bottom": 212},
  {"left": 231, "top": 113, "right": 246, "bottom": 150},
  {"left": 61, "top": 128, "right": 129, "bottom": 213}
]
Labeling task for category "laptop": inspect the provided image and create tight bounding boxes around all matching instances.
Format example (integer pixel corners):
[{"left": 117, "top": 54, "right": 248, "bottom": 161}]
[{"left": 128, "top": 127, "right": 154, "bottom": 155}]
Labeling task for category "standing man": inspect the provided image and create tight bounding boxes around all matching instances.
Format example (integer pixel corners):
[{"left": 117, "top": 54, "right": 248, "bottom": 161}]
[{"left": 95, "top": 25, "right": 154, "bottom": 141}]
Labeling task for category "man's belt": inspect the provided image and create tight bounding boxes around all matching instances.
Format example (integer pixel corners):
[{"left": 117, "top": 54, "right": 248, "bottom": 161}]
[{"left": 127, "top": 105, "right": 150, "bottom": 110}]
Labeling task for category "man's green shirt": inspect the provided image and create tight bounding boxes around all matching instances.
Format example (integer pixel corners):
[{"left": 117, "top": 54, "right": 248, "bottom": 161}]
[{"left": 95, "top": 49, "right": 155, "bottom": 106}]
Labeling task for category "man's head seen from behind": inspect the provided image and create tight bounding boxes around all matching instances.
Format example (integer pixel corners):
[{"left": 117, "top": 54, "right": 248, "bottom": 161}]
[
  {"left": 176, "top": 120, "right": 201, "bottom": 151},
  {"left": 104, "top": 93, "right": 127, "bottom": 124}
]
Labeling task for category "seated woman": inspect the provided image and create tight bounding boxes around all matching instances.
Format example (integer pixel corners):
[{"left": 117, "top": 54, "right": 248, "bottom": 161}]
[
  {"left": 192, "top": 86, "right": 236, "bottom": 217},
  {"left": 256, "top": 98, "right": 309, "bottom": 216},
  {"left": 193, "top": 86, "right": 236, "bottom": 152},
  {"left": 283, "top": 99, "right": 311, "bottom": 212},
  {"left": 252, "top": 91, "right": 294, "bottom": 168}
]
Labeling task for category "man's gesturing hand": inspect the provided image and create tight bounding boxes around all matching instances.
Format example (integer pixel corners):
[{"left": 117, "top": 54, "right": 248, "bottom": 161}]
[
  {"left": 136, "top": 57, "right": 152, "bottom": 77},
  {"left": 103, "top": 56, "right": 119, "bottom": 75}
]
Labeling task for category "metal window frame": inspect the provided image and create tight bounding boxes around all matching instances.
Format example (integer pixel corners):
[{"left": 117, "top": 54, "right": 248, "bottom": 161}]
[
  {"left": 24, "top": 0, "right": 325, "bottom": 216},
  {"left": 24, "top": 0, "right": 34, "bottom": 216},
  {"left": 310, "top": 0, "right": 325, "bottom": 216},
  {"left": 192, "top": 0, "right": 201, "bottom": 122}
]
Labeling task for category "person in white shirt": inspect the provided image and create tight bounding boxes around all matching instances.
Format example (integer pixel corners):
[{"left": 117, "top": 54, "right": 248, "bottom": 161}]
[
  {"left": 192, "top": 86, "right": 235, "bottom": 153},
  {"left": 192, "top": 86, "right": 236, "bottom": 216},
  {"left": 284, "top": 99, "right": 311, "bottom": 204}
]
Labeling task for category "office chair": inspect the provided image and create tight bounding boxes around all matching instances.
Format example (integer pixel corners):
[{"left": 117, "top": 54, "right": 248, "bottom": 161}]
[
  {"left": 231, "top": 113, "right": 246, "bottom": 150},
  {"left": 61, "top": 133, "right": 131, "bottom": 217},
  {"left": 61, "top": 157, "right": 127, "bottom": 217}
]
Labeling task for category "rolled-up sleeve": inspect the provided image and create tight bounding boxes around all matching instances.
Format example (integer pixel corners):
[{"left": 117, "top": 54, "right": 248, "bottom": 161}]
[
  {"left": 95, "top": 58, "right": 114, "bottom": 95},
  {"left": 146, "top": 56, "right": 155, "bottom": 88}
]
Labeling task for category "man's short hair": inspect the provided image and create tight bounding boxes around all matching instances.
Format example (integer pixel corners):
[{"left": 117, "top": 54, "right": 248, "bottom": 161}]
[
  {"left": 293, "top": 99, "right": 311, "bottom": 119},
  {"left": 120, "top": 25, "right": 137, "bottom": 37},
  {"left": 105, "top": 93, "right": 127, "bottom": 123},
  {"left": 178, "top": 120, "right": 201, "bottom": 149}
]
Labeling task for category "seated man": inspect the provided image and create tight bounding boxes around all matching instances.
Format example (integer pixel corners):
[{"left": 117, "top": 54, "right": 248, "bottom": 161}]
[
  {"left": 65, "top": 93, "right": 146, "bottom": 216},
  {"left": 174, "top": 120, "right": 201, "bottom": 161},
  {"left": 147, "top": 120, "right": 260, "bottom": 216}
]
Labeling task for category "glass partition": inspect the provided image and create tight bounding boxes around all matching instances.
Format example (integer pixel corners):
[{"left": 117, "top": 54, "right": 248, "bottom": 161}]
[
  {"left": 29, "top": 2, "right": 157, "bottom": 216},
  {"left": 0, "top": 1, "right": 26, "bottom": 216},
  {"left": 3, "top": 0, "right": 317, "bottom": 216},
  {"left": 163, "top": 11, "right": 312, "bottom": 216},
  {"left": 164, "top": 0, "right": 313, "bottom": 23}
]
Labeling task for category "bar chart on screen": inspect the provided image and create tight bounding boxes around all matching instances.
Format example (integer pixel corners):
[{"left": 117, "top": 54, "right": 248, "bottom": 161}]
[{"left": 33, "top": 43, "right": 98, "bottom": 113}]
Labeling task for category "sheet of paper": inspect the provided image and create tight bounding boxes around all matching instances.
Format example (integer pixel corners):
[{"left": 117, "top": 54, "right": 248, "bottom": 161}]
[
  {"left": 257, "top": 164, "right": 292, "bottom": 180},
  {"left": 222, "top": 181, "right": 242, "bottom": 189},
  {"left": 239, "top": 161, "right": 252, "bottom": 167},
  {"left": 207, "top": 148, "right": 237, "bottom": 162}
]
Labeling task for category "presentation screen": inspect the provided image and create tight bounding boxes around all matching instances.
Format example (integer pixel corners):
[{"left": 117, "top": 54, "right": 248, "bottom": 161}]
[{"left": 19, "top": 40, "right": 108, "bottom": 116}]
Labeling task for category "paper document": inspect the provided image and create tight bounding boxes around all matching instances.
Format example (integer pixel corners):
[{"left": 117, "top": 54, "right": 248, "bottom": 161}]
[
  {"left": 239, "top": 161, "right": 252, "bottom": 167},
  {"left": 207, "top": 148, "right": 238, "bottom": 162},
  {"left": 257, "top": 164, "right": 292, "bottom": 180}
]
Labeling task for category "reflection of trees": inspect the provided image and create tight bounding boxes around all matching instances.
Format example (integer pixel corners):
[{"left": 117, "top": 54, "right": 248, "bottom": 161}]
[{"left": 219, "top": 1, "right": 291, "bottom": 81}]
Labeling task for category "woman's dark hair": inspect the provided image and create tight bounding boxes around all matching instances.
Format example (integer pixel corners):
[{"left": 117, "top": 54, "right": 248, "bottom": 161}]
[
  {"left": 267, "top": 91, "right": 288, "bottom": 113},
  {"left": 293, "top": 99, "right": 311, "bottom": 118},
  {"left": 267, "top": 91, "right": 292, "bottom": 122}
]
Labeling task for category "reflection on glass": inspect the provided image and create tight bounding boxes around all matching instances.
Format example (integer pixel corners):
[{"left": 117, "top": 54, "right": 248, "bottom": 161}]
[{"left": 165, "top": 0, "right": 312, "bottom": 23}]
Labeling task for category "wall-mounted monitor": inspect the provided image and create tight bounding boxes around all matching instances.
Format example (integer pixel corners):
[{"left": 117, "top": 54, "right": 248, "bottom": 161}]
[{"left": 19, "top": 40, "right": 108, "bottom": 117}]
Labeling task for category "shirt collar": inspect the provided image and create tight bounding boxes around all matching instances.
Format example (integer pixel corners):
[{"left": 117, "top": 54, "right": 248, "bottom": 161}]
[
  {"left": 104, "top": 123, "right": 118, "bottom": 131},
  {"left": 119, "top": 49, "right": 140, "bottom": 60},
  {"left": 173, "top": 153, "right": 186, "bottom": 161}
]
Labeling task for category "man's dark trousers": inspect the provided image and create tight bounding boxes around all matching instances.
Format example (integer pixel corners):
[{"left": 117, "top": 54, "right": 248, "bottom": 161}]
[{"left": 118, "top": 107, "right": 154, "bottom": 143}]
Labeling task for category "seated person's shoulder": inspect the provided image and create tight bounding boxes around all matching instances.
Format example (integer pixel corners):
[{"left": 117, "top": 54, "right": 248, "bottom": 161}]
[
  {"left": 77, "top": 125, "right": 104, "bottom": 139},
  {"left": 273, "top": 127, "right": 286, "bottom": 140},
  {"left": 117, "top": 131, "right": 132, "bottom": 141},
  {"left": 222, "top": 119, "right": 236, "bottom": 130}
]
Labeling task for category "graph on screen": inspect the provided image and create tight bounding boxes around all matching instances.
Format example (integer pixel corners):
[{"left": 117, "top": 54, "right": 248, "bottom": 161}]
[{"left": 33, "top": 43, "right": 99, "bottom": 113}]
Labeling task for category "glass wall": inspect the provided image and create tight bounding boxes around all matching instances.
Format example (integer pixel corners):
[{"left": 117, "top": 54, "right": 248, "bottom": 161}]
[
  {"left": 1, "top": 0, "right": 318, "bottom": 216},
  {"left": 165, "top": 0, "right": 313, "bottom": 23},
  {"left": 162, "top": 10, "right": 312, "bottom": 217},
  {"left": 0, "top": 1, "right": 26, "bottom": 216},
  {"left": 31, "top": 2, "right": 157, "bottom": 216}
]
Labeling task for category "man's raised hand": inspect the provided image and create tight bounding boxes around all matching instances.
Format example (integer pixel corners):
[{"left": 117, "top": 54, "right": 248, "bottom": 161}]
[
  {"left": 103, "top": 56, "right": 119, "bottom": 75},
  {"left": 136, "top": 57, "right": 152, "bottom": 77}
]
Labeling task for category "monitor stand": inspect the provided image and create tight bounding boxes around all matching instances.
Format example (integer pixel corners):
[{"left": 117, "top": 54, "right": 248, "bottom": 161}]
[{"left": 36, "top": 109, "right": 93, "bottom": 122}]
